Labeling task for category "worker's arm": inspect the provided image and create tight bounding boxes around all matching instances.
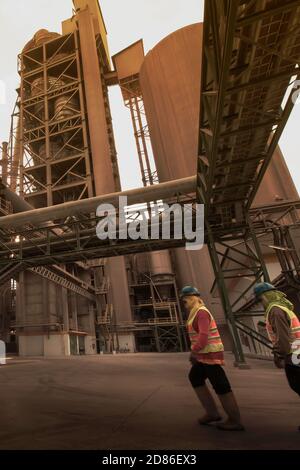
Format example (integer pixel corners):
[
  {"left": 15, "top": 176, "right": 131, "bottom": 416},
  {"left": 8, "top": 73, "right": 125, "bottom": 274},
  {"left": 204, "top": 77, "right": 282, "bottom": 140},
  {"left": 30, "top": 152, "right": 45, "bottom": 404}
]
[
  {"left": 191, "top": 309, "right": 210, "bottom": 352},
  {"left": 269, "top": 307, "right": 291, "bottom": 362}
]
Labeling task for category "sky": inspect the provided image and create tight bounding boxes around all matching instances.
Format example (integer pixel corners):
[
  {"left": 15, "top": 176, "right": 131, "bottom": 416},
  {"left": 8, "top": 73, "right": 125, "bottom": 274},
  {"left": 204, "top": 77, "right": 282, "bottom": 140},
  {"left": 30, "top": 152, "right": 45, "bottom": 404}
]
[{"left": 0, "top": 0, "right": 299, "bottom": 193}]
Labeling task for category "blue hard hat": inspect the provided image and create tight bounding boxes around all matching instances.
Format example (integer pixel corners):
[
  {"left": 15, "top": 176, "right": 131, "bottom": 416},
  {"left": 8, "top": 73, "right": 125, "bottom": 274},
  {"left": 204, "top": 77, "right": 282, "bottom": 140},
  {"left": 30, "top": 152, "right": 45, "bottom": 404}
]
[
  {"left": 180, "top": 286, "right": 201, "bottom": 298},
  {"left": 254, "top": 282, "right": 276, "bottom": 298}
]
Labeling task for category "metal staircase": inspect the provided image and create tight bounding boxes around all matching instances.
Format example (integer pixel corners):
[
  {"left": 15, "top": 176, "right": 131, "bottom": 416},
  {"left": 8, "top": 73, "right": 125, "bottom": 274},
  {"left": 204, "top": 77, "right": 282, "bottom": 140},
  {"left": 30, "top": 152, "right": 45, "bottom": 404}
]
[{"left": 30, "top": 266, "right": 96, "bottom": 301}]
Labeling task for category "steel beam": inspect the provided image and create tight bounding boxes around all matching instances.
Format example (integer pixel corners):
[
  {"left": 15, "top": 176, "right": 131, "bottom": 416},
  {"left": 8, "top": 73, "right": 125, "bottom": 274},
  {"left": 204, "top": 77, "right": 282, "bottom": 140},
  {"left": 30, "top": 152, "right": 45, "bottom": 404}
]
[
  {"left": 0, "top": 176, "right": 196, "bottom": 229},
  {"left": 198, "top": 0, "right": 300, "bottom": 226}
]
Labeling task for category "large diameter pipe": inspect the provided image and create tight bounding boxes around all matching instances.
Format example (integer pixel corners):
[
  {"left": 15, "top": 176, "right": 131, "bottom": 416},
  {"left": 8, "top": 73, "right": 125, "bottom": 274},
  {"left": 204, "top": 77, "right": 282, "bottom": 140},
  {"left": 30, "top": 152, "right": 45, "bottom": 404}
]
[
  {"left": 0, "top": 176, "right": 196, "bottom": 229},
  {"left": 0, "top": 185, "right": 33, "bottom": 213}
]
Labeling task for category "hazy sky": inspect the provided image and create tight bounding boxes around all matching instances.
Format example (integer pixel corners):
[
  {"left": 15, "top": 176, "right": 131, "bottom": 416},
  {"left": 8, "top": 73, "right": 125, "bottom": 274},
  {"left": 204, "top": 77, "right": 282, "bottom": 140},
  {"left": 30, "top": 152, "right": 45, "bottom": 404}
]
[{"left": 0, "top": 0, "right": 299, "bottom": 192}]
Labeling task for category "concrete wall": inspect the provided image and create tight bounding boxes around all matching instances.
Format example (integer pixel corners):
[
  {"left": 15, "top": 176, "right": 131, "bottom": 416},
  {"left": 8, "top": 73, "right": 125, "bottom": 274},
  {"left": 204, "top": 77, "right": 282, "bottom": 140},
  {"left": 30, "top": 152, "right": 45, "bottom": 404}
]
[
  {"left": 16, "top": 269, "right": 97, "bottom": 356},
  {"left": 0, "top": 283, "right": 13, "bottom": 343},
  {"left": 117, "top": 333, "right": 136, "bottom": 352},
  {"left": 18, "top": 334, "right": 70, "bottom": 356},
  {"left": 85, "top": 335, "right": 97, "bottom": 354},
  {"left": 107, "top": 257, "right": 132, "bottom": 323}
]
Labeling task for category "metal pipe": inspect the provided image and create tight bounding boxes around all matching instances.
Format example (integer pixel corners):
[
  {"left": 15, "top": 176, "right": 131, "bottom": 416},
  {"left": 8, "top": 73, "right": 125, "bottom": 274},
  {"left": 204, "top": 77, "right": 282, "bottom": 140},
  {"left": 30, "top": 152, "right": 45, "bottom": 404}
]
[
  {"left": 2, "top": 211, "right": 176, "bottom": 250},
  {"left": 12, "top": 322, "right": 62, "bottom": 328},
  {"left": 0, "top": 185, "right": 33, "bottom": 213},
  {"left": 1, "top": 142, "right": 8, "bottom": 185},
  {"left": 11, "top": 114, "right": 21, "bottom": 193},
  {"left": 0, "top": 175, "right": 196, "bottom": 229}
]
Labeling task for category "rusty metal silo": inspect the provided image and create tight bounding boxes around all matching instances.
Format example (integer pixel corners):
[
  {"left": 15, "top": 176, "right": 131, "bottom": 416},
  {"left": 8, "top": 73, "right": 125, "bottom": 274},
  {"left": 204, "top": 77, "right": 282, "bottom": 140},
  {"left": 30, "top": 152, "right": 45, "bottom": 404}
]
[{"left": 140, "top": 23, "right": 202, "bottom": 182}]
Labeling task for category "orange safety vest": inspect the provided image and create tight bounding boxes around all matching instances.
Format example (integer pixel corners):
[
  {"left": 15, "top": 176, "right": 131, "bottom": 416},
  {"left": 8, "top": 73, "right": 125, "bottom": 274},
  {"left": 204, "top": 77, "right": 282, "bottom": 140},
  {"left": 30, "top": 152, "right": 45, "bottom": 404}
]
[
  {"left": 265, "top": 303, "right": 300, "bottom": 354},
  {"left": 187, "top": 304, "right": 224, "bottom": 365}
]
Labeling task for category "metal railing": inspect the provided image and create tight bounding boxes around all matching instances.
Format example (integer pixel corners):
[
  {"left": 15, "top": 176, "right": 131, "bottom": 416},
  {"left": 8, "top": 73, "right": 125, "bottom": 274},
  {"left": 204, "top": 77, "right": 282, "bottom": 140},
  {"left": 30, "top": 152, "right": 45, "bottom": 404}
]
[{"left": 235, "top": 319, "right": 273, "bottom": 360}]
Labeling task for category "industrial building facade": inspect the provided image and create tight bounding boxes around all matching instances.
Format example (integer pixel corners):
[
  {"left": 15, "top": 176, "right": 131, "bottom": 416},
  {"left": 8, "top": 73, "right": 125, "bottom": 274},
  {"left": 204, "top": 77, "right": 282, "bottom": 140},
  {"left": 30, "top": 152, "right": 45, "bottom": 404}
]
[{"left": 0, "top": 0, "right": 299, "bottom": 361}]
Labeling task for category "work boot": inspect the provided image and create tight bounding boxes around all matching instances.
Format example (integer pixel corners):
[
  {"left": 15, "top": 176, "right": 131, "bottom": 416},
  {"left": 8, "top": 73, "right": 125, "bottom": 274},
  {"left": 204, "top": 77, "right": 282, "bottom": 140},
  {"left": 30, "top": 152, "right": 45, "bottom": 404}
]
[
  {"left": 217, "top": 421, "right": 245, "bottom": 431},
  {"left": 198, "top": 415, "right": 222, "bottom": 425},
  {"left": 194, "top": 385, "right": 222, "bottom": 425},
  {"left": 216, "top": 392, "right": 245, "bottom": 431}
]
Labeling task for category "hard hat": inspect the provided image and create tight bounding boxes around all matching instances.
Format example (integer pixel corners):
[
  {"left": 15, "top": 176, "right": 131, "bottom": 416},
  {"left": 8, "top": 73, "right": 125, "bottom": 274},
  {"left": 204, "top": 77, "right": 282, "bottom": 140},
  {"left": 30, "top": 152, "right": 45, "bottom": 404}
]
[
  {"left": 180, "top": 286, "right": 201, "bottom": 298},
  {"left": 254, "top": 282, "right": 276, "bottom": 298}
]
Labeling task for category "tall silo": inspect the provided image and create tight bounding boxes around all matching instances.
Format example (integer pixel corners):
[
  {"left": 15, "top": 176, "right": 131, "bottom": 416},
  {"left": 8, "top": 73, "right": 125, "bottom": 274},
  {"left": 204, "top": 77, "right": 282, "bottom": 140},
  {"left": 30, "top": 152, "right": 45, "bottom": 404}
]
[{"left": 139, "top": 23, "right": 219, "bottom": 316}]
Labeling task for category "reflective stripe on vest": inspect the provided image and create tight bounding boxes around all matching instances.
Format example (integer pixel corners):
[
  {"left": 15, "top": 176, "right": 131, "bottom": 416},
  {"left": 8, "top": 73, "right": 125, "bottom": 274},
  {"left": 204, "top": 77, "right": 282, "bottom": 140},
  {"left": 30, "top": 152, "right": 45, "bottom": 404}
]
[
  {"left": 265, "top": 303, "right": 300, "bottom": 353},
  {"left": 186, "top": 305, "right": 224, "bottom": 355}
]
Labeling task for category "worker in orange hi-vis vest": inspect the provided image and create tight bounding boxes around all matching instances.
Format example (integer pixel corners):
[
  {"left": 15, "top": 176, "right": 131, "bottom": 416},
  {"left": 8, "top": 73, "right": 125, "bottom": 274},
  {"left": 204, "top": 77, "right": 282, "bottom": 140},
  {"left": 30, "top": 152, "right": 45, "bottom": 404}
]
[
  {"left": 254, "top": 282, "right": 300, "bottom": 432},
  {"left": 181, "top": 286, "right": 244, "bottom": 431}
]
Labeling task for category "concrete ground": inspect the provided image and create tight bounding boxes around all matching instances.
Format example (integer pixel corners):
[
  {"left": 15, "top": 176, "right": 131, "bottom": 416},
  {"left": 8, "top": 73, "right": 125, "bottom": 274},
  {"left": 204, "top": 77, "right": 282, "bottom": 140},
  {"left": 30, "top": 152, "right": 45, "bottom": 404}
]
[{"left": 0, "top": 352, "right": 299, "bottom": 450}]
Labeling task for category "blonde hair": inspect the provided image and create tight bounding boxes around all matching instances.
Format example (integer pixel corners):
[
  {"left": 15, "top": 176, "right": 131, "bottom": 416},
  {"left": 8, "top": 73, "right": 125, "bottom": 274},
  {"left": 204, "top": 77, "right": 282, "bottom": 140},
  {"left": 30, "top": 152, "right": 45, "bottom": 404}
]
[{"left": 195, "top": 296, "right": 204, "bottom": 306}]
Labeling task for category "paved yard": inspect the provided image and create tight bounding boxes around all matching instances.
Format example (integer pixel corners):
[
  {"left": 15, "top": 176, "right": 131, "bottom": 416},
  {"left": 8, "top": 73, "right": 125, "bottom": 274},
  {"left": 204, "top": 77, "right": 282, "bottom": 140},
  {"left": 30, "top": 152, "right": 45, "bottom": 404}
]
[{"left": 0, "top": 353, "right": 299, "bottom": 449}]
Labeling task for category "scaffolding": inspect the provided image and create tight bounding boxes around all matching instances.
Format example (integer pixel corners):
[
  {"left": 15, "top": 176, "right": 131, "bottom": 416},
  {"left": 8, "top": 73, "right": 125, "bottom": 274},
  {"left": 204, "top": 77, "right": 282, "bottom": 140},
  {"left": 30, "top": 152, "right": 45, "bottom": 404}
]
[
  {"left": 129, "top": 273, "right": 186, "bottom": 353},
  {"left": 18, "top": 32, "right": 94, "bottom": 207},
  {"left": 14, "top": 22, "right": 128, "bottom": 345}
]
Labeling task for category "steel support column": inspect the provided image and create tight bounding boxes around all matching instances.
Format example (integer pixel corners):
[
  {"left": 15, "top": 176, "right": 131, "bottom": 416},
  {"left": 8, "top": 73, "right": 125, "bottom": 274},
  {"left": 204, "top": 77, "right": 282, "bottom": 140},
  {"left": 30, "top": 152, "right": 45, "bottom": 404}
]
[{"left": 206, "top": 225, "right": 248, "bottom": 367}]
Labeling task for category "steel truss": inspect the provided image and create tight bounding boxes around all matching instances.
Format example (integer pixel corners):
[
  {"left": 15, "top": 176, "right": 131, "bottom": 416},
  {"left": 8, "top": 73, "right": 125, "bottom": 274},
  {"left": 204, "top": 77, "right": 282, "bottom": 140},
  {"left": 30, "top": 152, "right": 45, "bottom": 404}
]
[
  {"left": 197, "top": 0, "right": 300, "bottom": 365},
  {"left": 119, "top": 74, "right": 158, "bottom": 186},
  {"left": 198, "top": 0, "right": 300, "bottom": 227},
  {"left": 30, "top": 266, "right": 96, "bottom": 302},
  {"left": 149, "top": 277, "right": 184, "bottom": 353},
  {"left": 207, "top": 222, "right": 271, "bottom": 365},
  {"left": 208, "top": 199, "right": 300, "bottom": 363},
  {"left": 18, "top": 32, "right": 94, "bottom": 207},
  {"left": 11, "top": 28, "right": 117, "bottom": 341},
  {"left": 0, "top": 261, "right": 95, "bottom": 300},
  {"left": 0, "top": 193, "right": 196, "bottom": 266},
  {"left": 128, "top": 273, "right": 185, "bottom": 353}
]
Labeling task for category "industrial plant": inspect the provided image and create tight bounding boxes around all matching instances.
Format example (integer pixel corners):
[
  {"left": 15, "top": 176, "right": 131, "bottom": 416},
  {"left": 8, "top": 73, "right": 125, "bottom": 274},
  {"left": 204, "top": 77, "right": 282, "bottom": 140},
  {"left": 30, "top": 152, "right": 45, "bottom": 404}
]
[{"left": 0, "top": 0, "right": 300, "bottom": 451}]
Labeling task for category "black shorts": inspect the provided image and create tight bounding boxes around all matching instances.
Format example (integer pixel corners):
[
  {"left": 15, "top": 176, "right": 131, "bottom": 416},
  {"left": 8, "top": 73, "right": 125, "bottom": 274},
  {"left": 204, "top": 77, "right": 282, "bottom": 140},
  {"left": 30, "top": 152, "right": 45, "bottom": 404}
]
[
  {"left": 285, "top": 363, "right": 300, "bottom": 396},
  {"left": 188, "top": 362, "right": 232, "bottom": 395}
]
